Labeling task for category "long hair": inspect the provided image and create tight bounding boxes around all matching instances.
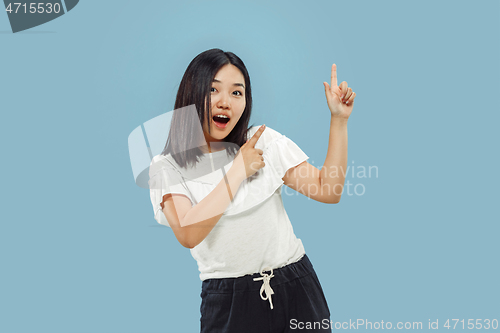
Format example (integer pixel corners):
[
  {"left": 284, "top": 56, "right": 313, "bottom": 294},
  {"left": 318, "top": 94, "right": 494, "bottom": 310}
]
[{"left": 161, "top": 48, "right": 254, "bottom": 169}]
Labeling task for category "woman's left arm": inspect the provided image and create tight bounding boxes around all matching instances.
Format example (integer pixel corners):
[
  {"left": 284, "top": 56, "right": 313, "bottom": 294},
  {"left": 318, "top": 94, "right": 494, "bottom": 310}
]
[{"left": 283, "top": 64, "right": 356, "bottom": 204}]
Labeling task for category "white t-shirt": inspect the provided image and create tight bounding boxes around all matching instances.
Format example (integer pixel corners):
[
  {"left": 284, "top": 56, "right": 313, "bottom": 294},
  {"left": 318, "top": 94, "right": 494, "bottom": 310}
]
[{"left": 148, "top": 125, "right": 309, "bottom": 281}]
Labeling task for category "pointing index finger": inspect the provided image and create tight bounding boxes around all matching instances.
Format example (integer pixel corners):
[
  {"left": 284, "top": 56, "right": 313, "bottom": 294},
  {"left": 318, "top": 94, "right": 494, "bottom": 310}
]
[
  {"left": 331, "top": 64, "right": 338, "bottom": 88},
  {"left": 247, "top": 124, "right": 266, "bottom": 148}
]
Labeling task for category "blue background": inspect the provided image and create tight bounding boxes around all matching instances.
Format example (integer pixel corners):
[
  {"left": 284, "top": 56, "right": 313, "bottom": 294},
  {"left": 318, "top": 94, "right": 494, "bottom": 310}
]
[{"left": 1, "top": 0, "right": 499, "bottom": 332}]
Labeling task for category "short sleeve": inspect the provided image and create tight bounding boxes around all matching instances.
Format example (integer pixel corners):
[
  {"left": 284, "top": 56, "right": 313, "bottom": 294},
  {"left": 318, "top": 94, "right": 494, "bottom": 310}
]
[
  {"left": 255, "top": 126, "right": 310, "bottom": 179},
  {"left": 148, "top": 155, "right": 195, "bottom": 228}
]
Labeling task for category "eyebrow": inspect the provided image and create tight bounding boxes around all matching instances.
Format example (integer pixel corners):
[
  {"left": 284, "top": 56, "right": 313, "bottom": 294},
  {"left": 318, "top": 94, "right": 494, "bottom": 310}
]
[{"left": 212, "top": 79, "right": 245, "bottom": 89}]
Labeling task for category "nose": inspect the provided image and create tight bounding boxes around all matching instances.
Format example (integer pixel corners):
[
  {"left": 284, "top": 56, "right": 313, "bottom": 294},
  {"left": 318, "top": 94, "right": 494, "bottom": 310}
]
[{"left": 217, "top": 93, "right": 230, "bottom": 109}]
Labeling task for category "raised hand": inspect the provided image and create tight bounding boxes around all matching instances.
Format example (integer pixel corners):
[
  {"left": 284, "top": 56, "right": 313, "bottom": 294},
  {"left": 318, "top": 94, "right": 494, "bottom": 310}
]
[
  {"left": 323, "top": 64, "right": 356, "bottom": 120},
  {"left": 233, "top": 124, "right": 266, "bottom": 179}
]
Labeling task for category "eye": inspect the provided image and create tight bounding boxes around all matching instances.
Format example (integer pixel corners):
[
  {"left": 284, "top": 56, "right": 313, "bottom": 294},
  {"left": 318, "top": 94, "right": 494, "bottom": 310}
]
[
  {"left": 210, "top": 87, "right": 217, "bottom": 93},
  {"left": 233, "top": 91, "right": 243, "bottom": 96}
]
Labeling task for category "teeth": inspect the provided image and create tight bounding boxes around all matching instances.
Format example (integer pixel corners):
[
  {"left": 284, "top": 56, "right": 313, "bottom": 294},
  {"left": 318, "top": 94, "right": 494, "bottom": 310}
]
[{"left": 214, "top": 114, "right": 229, "bottom": 118}]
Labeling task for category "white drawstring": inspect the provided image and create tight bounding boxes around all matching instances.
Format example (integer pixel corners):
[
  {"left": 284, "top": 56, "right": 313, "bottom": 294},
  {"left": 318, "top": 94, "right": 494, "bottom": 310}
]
[{"left": 253, "top": 267, "right": 275, "bottom": 310}]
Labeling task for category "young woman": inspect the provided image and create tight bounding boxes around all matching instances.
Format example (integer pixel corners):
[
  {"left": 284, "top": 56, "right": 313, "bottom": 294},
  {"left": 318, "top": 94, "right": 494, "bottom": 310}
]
[{"left": 148, "top": 48, "right": 355, "bottom": 332}]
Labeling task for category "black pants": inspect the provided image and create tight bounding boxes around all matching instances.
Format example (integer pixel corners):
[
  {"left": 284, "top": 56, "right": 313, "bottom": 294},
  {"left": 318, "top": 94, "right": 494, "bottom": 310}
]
[{"left": 200, "top": 254, "right": 331, "bottom": 332}]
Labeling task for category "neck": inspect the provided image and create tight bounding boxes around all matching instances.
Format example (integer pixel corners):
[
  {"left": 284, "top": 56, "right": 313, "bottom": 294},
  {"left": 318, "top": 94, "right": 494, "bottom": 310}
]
[{"left": 200, "top": 141, "right": 226, "bottom": 154}]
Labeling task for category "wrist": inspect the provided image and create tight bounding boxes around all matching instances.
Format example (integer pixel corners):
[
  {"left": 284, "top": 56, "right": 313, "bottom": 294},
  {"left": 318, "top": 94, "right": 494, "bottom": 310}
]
[
  {"left": 330, "top": 115, "right": 349, "bottom": 125},
  {"left": 228, "top": 164, "right": 247, "bottom": 184}
]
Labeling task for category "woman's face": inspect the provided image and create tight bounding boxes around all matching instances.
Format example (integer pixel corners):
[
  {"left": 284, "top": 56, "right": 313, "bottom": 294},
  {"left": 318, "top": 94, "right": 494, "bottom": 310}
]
[{"left": 202, "top": 64, "right": 246, "bottom": 144}]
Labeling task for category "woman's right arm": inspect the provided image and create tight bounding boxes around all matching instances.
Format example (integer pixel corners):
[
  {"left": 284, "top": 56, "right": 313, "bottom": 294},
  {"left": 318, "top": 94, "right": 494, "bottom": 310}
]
[{"left": 161, "top": 125, "right": 266, "bottom": 249}]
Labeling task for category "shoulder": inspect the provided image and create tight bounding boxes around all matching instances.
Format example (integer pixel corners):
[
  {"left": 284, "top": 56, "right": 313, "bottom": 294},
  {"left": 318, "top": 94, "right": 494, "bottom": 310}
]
[
  {"left": 247, "top": 125, "right": 285, "bottom": 150},
  {"left": 149, "top": 153, "right": 178, "bottom": 176}
]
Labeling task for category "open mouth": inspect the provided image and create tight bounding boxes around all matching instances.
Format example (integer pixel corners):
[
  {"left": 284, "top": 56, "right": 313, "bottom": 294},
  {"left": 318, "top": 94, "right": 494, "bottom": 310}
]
[{"left": 212, "top": 114, "right": 230, "bottom": 128}]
